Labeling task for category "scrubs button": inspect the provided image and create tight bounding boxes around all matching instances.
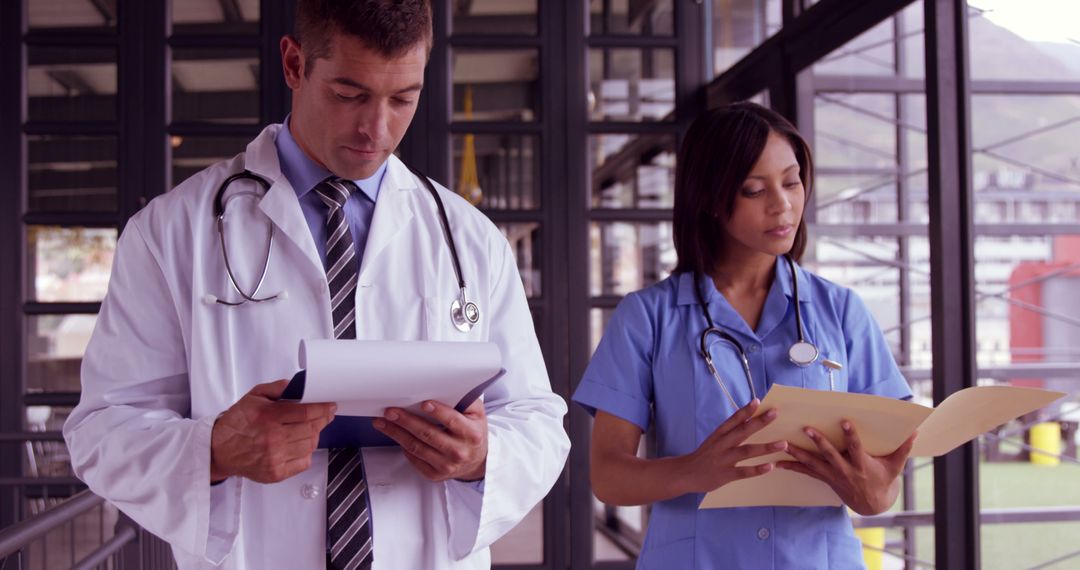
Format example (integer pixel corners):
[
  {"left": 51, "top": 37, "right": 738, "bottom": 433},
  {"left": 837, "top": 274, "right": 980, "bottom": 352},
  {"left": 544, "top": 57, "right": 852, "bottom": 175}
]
[
  {"left": 757, "top": 527, "right": 770, "bottom": 540},
  {"left": 301, "top": 484, "right": 320, "bottom": 499},
  {"left": 748, "top": 344, "right": 760, "bottom": 353}
]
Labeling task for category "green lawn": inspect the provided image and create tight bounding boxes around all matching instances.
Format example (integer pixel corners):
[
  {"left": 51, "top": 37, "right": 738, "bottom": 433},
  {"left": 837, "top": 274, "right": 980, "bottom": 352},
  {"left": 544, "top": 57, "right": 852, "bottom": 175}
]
[{"left": 871, "top": 460, "right": 1080, "bottom": 569}]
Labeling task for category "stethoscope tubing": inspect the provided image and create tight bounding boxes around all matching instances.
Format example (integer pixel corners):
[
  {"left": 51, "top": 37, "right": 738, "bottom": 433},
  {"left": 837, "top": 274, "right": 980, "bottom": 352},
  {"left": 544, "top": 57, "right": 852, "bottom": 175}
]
[
  {"left": 209, "top": 167, "right": 480, "bottom": 331},
  {"left": 695, "top": 255, "right": 817, "bottom": 408}
]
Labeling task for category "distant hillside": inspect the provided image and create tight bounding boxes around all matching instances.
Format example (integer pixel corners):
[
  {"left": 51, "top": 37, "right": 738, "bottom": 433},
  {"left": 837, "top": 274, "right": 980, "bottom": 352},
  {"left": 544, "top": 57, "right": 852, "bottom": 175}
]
[
  {"left": 1033, "top": 41, "right": 1080, "bottom": 77},
  {"left": 813, "top": 11, "right": 1080, "bottom": 190}
]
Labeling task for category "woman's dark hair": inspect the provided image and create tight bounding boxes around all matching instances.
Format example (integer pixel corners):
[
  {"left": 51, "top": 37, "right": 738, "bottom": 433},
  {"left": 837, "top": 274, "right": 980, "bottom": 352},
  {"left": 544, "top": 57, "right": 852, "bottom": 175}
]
[
  {"left": 672, "top": 101, "right": 814, "bottom": 275},
  {"left": 294, "top": 0, "right": 433, "bottom": 75}
]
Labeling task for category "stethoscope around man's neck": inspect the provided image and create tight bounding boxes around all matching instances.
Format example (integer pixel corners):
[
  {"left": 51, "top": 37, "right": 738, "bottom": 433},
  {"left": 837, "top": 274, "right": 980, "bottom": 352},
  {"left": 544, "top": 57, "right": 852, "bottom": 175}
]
[
  {"left": 694, "top": 254, "right": 820, "bottom": 409},
  {"left": 204, "top": 165, "right": 481, "bottom": 333}
]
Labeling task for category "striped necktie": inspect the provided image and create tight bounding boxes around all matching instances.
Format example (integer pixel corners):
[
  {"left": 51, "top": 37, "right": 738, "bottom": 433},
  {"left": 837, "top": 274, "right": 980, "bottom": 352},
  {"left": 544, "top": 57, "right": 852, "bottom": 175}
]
[{"left": 314, "top": 177, "right": 374, "bottom": 570}]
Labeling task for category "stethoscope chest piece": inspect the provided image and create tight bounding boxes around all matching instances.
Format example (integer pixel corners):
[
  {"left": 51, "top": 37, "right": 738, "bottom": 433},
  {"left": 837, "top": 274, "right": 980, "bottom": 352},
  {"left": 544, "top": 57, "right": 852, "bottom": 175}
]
[
  {"left": 788, "top": 340, "right": 819, "bottom": 367},
  {"left": 451, "top": 289, "right": 480, "bottom": 333}
]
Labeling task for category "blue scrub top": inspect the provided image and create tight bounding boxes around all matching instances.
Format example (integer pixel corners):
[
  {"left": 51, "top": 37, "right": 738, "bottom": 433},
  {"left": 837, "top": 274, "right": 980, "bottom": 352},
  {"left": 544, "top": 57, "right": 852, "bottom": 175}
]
[{"left": 573, "top": 256, "right": 912, "bottom": 570}]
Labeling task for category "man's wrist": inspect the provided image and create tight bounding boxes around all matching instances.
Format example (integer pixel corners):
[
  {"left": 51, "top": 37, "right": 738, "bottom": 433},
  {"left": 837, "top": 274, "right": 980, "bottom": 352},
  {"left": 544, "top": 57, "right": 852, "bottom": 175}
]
[
  {"left": 454, "top": 460, "right": 486, "bottom": 483},
  {"left": 209, "top": 412, "right": 230, "bottom": 484}
]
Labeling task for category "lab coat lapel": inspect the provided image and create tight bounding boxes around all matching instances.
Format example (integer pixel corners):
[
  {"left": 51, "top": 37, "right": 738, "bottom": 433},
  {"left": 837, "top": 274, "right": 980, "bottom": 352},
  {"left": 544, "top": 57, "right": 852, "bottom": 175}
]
[
  {"left": 242, "top": 125, "right": 325, "bottom": 277},
  {"left": 257, "top": 180, "right": 325, "bottom": 276},
  {"left": 358, "top": 157, "right": 416, "bottom": 283}
]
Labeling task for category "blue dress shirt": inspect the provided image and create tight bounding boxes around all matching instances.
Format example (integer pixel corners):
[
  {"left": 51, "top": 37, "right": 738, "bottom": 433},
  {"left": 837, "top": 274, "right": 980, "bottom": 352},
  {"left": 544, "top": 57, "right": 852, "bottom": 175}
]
[
  {"left": 275, "top": 120, "right": 487, "bottom": 493},
  {"left": 573, "top": 256, "right": 912, "bottom": 569},
  {"left": 275, "top": 117, "right": 386, "bottom": 272}
]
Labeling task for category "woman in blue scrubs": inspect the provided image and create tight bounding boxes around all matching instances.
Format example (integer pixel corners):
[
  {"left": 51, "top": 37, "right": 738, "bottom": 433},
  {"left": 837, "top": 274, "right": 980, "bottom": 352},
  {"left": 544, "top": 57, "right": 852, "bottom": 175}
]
[{"left": 573, "top": 102, "right": 916, "bottom": 569}]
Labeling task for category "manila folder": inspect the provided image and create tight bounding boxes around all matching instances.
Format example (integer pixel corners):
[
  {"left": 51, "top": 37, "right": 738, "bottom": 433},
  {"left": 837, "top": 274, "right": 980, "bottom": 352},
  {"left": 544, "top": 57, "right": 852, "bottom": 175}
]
[{"left": 700, "top": 384, "right": 1063, "bottom": 509}]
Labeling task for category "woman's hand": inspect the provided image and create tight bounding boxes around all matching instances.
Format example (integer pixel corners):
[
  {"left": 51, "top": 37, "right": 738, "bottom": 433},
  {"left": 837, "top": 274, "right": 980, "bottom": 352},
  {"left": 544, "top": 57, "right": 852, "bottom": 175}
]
[
  {"left": 777, "top": 421, "right": 916, "bottom": 515},
  {"left": 590, "top": 400, "right": 786, "bottom": 506},
  {"left": 680, "top": 399, "right": 788, "bottom": 494}
]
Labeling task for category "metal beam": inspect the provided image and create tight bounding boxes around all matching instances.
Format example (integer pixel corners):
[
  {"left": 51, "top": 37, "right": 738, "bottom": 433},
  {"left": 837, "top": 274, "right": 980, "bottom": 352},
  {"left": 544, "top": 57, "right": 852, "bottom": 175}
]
[
  {"left": 88, "top": 0, "right": 118, "bottom": 26},
  {"left": 815, "top": 74, "right": 1080, "bottom": 94},
  {"left": 925, "top": 1, "right": 979, "bottom": 568},
  {"left": 0, "top": 0, "right": 25, "bottom": 531},
  {"left": 566, "top": 0, "right": 595, "bottom": 564},
  {"left": 259, "top": 0, "right": 295, "bottom": 128},
  {"left": 809, "top": 222, "right": 1080, "bottom": 237},
  {"left": 901, "top": 362, "right": 1080, "bottom": 382},
  {"left": 853, "top": 506, "right": 1080, "bottom": 528},
  {"left": 217, "top": 0, "right": 243, "bottom": 23},
  {"left": 707, "top": 0, "right": 918, "bottom": 106}
]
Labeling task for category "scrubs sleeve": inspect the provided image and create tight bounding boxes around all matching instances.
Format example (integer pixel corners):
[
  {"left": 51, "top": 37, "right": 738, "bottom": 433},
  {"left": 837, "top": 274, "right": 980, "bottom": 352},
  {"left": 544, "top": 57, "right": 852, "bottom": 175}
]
[
  {"left": 842, "top": 289, "right": 913, "bottom": 400},
  {"left": 572, "top": 293, "right": 655, "bottom": 431}
]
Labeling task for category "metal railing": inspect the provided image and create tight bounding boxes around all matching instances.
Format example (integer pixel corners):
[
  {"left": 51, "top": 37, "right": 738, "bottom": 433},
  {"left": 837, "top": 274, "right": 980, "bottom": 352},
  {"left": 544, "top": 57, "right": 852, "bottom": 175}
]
[
  {"left": 0, "top": 488, "right": 175, "bottom": 570},
  {"left": 0, "top": 429, "right": 176, "bottom": 570}
]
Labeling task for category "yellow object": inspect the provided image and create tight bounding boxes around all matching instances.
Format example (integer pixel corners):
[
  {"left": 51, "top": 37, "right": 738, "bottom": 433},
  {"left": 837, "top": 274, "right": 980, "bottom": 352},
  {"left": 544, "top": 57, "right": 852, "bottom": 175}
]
[
  {"left": 457, "top": 85, "right": 483, "bottom": 205},
  {"left": 853, "top": 527, "right": 885, "bottom": 570},
  {"left": 1030, "top": 422, "right": 1062, "bottom": 467}
]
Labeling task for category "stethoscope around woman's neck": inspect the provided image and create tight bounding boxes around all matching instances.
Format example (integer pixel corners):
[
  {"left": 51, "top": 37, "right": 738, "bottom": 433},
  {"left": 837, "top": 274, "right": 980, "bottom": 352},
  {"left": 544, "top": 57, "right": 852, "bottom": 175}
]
[{"left": 694, "top": 254, "right": 821, "bottom": 409}]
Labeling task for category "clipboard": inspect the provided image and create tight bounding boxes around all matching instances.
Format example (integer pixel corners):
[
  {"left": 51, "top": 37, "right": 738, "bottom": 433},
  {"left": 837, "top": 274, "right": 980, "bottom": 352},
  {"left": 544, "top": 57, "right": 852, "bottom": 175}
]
[{"left": 281, "top": 368, "right": 505, "bottom": 448}]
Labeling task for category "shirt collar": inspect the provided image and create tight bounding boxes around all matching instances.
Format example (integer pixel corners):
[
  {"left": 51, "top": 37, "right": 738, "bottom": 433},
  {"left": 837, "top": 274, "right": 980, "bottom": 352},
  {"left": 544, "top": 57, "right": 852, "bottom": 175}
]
[
  {"left": 674, "top": 256, "right": 814, "bottom": 306},
  {"left": 275, "top": 115, "right": 386, "bottom": 203},
  {"left": 774, "top": 255, "right": 814, "bottom": 304}
]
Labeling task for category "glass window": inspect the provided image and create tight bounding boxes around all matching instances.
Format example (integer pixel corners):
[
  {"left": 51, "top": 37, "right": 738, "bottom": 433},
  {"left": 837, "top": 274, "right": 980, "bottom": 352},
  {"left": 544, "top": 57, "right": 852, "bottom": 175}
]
[
  {"left": 589, "top": 48, "right": 675, "bottom": 122},
  {"left": 28, "top": 0, "right": 116, "bottom": 29},
  {"left": 490, "top": 504, "right": 543, "bottom": 564},
  {"left": 590, "top": 0, "right": 673, "bottom": 36},
  {"left": 589, "top": 221, "right": 675, "bottom": 297},
  {"left": 27, "top": 135, "right": 118, "bottom": 213},
  {"left": 814, "top": 93, "right": 898, "bottom": 169},
  {"left": 27, "top": 47, "right": 117, "bottom": 123},
  {"left": 27, "top": 226, "right": 116, "bottom": 303},
  {"left": 589, "top": 308, "right": 615, "bottom": 356},
  {"left": 497, "top": 223, "right": 542, "bottom": 298},
  {"left": 452, "top": 49, "right": 540, "bottom": 122},
  {"left": 172, "top": 0, "right": 259, "bottom": 32},
  {"left": 450, "top": 133, "right": 539, "bottom": 209},
  {"left": 974, "top": 233, "right": 1080, "bottom": 569},
  {"left": 712, "top": 0, "right": 782, "bottom": 76},
  {"left": 808, "top": 6, "right": 935, "bottom": 566},
  {"left": 170, "top": 135, "right": 252, "bottom": 189},
  {"left": 26, "top": 316, "right": 97, "bottom": 394},
  {"left": 971, "top": 94, "right": 1080, "bottom": 225},
  {"left": 453, "top": 0, "right": 537, "bottom": 35},
  {"left": 812, "top": 18, "right": 896, "bottom": 77},
  {"left": 589, "top": 134, "right": 676, "bottom": 208},
  {"left": 968, "top": 0, "right": 1080, "bottom": 82},
  {"left": 899, "top": 3, "right": 925, "bottom": 79},
  {"left": 171, "top": 48, "right": 260, "bottom": 124}
]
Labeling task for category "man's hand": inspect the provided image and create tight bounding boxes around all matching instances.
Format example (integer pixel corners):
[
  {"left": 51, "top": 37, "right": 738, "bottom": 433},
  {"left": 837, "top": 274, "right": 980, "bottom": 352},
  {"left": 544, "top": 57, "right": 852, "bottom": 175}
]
[
  {"left": 373, "top": 399, "right": 488, "bottom": 482},
  {"left": 777, "top": 421, "right": 916, "bottom": 515},
  {"left": 210, "top": 380, "right": 336, "bottom": 484}
]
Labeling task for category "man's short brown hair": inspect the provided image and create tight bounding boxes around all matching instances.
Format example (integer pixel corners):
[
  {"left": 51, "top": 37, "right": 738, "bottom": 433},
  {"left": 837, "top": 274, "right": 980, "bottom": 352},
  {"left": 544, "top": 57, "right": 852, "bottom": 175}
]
[{"left": 293, "top": 0, "right": 433, "bottom": 74}]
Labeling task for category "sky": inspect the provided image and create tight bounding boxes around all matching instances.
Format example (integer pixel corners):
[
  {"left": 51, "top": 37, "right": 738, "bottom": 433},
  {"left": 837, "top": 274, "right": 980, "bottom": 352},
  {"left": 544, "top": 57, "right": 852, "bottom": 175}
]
[{"left": 969, "top": 0, "right": 1080, "bottom": 44}]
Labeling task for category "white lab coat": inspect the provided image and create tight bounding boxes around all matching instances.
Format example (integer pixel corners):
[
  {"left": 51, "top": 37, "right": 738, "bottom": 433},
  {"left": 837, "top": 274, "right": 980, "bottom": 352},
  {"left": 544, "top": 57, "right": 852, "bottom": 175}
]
[{"left": 63, "top": 124, "right": 570, "bottom": 569}]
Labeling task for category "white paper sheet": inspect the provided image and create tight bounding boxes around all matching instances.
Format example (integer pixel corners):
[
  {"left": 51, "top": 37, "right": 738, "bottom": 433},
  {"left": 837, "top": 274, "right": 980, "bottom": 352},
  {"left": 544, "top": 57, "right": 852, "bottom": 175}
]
[{"left": 296, "top": 339, "right": 503, "bottom": 416}]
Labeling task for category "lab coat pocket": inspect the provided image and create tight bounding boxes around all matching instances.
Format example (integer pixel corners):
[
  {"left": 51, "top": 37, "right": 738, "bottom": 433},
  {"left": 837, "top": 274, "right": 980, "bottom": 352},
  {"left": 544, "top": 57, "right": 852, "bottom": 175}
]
[{"left": 801, "top": 352, "right": 847, "bottom": 392}]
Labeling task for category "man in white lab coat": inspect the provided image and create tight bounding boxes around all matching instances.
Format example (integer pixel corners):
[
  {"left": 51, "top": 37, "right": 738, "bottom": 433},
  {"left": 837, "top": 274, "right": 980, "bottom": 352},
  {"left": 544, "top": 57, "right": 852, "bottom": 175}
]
[{"left": 62, "top": 1, "right": 570, "bottom": 568}]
